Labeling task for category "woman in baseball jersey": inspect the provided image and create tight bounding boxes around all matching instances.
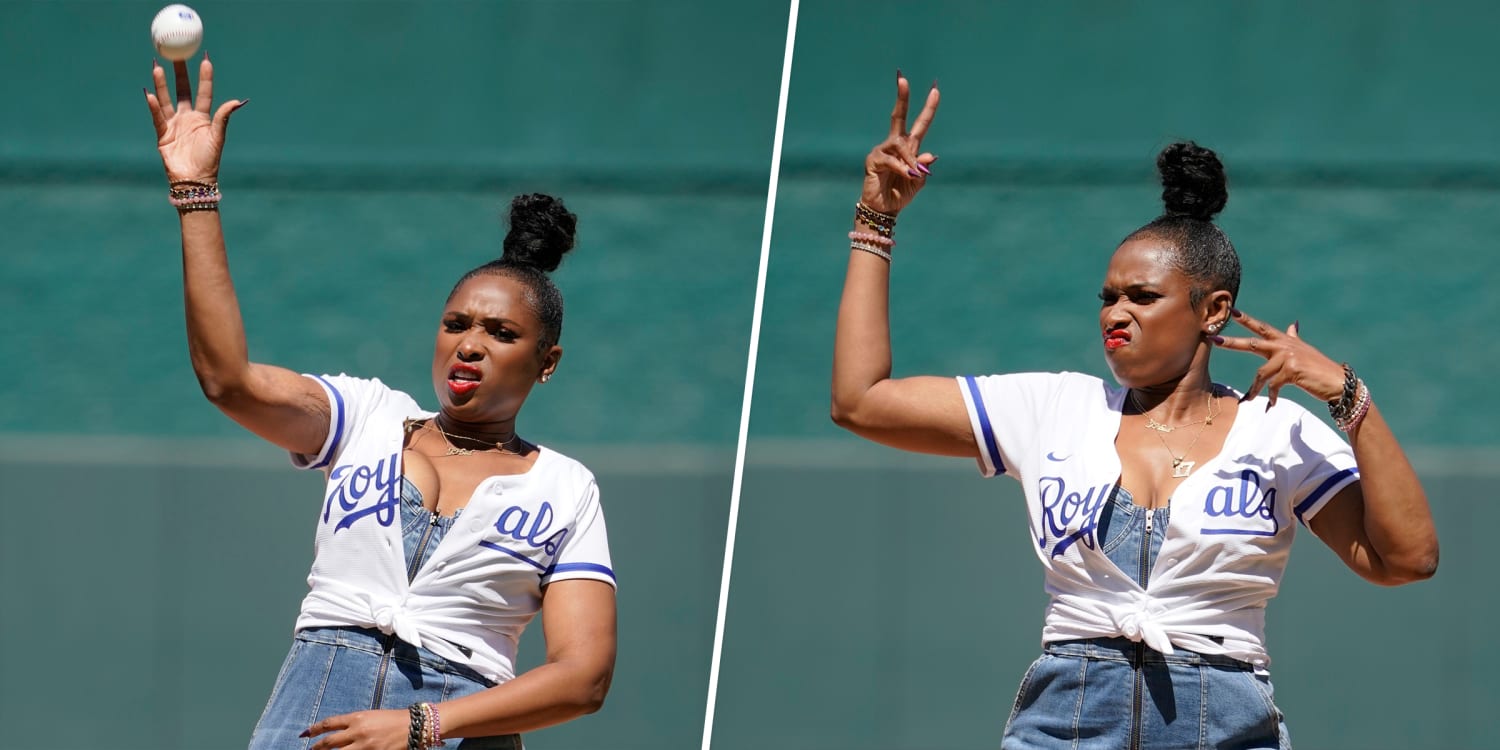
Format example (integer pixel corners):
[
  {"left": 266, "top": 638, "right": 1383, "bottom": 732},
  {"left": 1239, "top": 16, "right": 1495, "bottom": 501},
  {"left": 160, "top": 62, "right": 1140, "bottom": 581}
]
[
  {"left": 830, "top": 75, "right": 1439, "bottom": 748},
  {"left": 146, "top": 58, "right": 615, "bottom": 749}
]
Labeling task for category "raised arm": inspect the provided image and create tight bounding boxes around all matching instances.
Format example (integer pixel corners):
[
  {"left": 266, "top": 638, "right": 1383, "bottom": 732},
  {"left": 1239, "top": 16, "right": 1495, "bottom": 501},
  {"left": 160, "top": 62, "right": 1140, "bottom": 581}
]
[
  {"left": 146, "top": 57, "right": 329, "bottom": 455},
  {"left": 1215, "top": 309, "right": 1439, "bottom": 585},
  {"left": 829, "top": 73, "right": 975, "bottom": 458}
]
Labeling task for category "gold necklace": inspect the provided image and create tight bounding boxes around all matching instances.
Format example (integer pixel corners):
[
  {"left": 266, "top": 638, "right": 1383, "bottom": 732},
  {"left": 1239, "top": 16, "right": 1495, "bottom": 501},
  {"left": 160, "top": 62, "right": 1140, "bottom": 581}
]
[
  {"left": 407, "top": 418, "right": 523, "bottom": 457},
  {"left": 1130, "top": 390, "right": 1220, "bottom": 478},
  {"left": 1129, "top": 390, "right": 1217, "bottom": 433}
]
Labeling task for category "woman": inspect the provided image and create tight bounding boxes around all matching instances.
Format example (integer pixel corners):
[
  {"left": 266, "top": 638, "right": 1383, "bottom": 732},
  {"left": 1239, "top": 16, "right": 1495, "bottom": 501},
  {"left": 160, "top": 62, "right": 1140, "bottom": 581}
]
[
  {"left": 145, "top": 56, "right": 616, "bottom": 750},
  {"left": 830, "top": 74, "right": 1438, "bottom": 748}
]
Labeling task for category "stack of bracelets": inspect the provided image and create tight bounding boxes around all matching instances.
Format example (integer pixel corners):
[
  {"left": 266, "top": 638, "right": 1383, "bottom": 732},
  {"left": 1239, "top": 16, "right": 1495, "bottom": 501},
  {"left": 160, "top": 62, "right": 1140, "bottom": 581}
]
[
  {"left": 169, "top": 180, "right": 221, "bottom": 212},
  {"left": 406, "top": 702, "right": 444, "bottom": 749},
  {"left": 1328, "top": 364, "right": 1372, "bottom": 433},
  {"left": 851, "top": 202, "right": 896, "bottom": 262}
]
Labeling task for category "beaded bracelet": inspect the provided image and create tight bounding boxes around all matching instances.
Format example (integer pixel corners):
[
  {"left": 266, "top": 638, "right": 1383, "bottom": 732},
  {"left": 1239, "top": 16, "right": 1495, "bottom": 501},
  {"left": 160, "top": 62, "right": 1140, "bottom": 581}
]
[
  {"left": 169, "top": 181, "right": 221, "bottom": 212},
  {"left": 853, "top": 202, "right": 897, "bottom": 238},
  {"left": 850, "top": 239, "right": 893, "bottom": 263},
  {"left": 848, "top": 231, "right": 895, "bottom": 248}
]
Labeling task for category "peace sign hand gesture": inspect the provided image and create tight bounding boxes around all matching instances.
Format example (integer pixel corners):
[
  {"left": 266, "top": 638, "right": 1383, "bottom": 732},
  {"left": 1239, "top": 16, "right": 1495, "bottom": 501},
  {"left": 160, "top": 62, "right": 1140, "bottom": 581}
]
[
  {"left": 861, "top": 72, "right": 940, "bottom": 217},
  {"left": 1213, "top": 309, "right": 1347, "bottom": 407},
  {"left": 144, "top": 56, "right": 246, "bottom": 184}
]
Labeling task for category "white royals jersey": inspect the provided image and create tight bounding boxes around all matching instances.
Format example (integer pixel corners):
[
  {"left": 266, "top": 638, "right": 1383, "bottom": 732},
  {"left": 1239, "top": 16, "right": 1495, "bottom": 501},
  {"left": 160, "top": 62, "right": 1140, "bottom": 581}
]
[
  {"left": 958, "top": 371, "right": 1359, "bottom": 670},
  {"left": 288, "top": 374, "right": 614, "bottom": 684}
]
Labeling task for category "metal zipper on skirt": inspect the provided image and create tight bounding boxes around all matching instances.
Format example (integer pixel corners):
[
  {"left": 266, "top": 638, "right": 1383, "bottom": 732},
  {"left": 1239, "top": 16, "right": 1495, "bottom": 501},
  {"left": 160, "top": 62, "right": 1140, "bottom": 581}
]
[{"left": 1129, "top": 509, "right": 1154, "bottom": 750}]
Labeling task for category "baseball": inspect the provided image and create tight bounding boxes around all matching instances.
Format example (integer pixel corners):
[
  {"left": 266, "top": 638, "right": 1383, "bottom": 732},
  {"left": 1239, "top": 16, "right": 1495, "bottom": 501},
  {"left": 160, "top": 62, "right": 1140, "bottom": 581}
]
[{"left": 151, "top": 4, "right": 203, "bottom": 62}]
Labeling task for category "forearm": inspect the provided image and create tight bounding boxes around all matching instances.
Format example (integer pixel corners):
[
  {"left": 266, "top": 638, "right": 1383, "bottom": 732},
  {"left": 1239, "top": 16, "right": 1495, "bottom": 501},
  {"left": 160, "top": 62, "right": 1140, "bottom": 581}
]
[
  {"left": 830, "top": 217, "right": 896, "bottom": 423},
  {"left": 1347, "top": 404, "right": 1439, "bottom": 580},
  {"left": 178, "top": 207, "right": 252, "bottom": 399},
  {"left": 436, "top": 658, "right": 610, "bottom": 738}
]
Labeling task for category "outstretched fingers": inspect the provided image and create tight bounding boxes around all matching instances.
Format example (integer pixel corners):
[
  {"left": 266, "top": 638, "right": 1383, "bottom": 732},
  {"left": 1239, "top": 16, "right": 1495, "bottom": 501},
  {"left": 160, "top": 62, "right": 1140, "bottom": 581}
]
[
  {"left": 195, "top": 54, "right": 214, "bottom": 114},
  {"left": 152, "top": 61, "right": 172, "bottom": 112},
  {"left": 144, "top": 87, "right": 167, "bottom": 135},
  {"left": 212, "top": 98, "right": 246, "bottom": 142},
  {"left": 908, "top": 82, "right": 940, "bottom": 143},
  {"left": 888, "top": 72, "right": 910, "bottom": 139},
  {"left": 172, "top": 59, "right": 193, "bottom": 109}
]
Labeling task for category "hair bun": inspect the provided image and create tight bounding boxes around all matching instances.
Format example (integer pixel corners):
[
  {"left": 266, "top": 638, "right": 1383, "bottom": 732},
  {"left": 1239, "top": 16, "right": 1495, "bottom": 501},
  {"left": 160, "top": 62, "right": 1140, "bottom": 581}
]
[
  {"left": 501, "top": 193, "right": 578, "bottom": 273},
  {"left": 1157, "top": 141, "right": 1228, "bottom": 221}
]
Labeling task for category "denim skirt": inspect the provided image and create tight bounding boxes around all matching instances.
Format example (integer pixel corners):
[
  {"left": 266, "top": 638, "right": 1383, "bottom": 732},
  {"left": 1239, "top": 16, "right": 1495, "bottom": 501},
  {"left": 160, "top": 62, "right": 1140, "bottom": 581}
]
[
  {"left": 1000, "top": 637, "right": 1291, "bottom": 750},
  {"left": 248, "top": 626, "right": 522, "bottom": 749}
]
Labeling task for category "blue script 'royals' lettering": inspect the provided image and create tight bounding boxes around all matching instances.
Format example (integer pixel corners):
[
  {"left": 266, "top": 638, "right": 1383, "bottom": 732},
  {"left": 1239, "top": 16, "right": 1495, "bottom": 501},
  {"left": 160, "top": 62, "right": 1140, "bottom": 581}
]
[
  {"left": 479, "top": 501, "right": 571, "bottom": 572},
  {"left": 1201, "top": 469, "right": 1279, "bottom": 536},
  {"left": 323, "top": 453, "right": 400, "bottom": 532},
  {"left": 1037, "top": 477, "right": 1115, "bottom": 557}
]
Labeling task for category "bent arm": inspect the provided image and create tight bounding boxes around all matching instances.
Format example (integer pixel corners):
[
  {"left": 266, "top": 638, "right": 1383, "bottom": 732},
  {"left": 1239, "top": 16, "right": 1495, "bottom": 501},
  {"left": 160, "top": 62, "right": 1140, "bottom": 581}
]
[
  {"left": 1308, "top": 403, "right": 1439, "bottom": 585},
  {"left": 829, "top": 229, "right": 977, "bottom": 458},
  {"left": 179, "top": 210, "right": 329, "bottom": 455},
  {"left": 435, "top": 580, "right": 617, "bottom": 737}
]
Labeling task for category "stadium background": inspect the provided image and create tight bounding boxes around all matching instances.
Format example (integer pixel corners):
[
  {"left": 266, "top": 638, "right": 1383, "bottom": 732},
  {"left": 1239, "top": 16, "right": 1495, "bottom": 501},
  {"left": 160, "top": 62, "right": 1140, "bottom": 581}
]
[
  {"left": 0, "top": 1, "right": 786, "bottom": 748},
  {"left": 714, "top": 2, "right": 1500, "bottom": 749}
]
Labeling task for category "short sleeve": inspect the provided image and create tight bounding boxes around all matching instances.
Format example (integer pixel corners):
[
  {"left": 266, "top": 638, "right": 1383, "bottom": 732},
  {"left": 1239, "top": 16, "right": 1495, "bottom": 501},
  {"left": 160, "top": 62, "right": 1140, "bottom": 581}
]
[
  {"left": 1286, "top": 411, "right": 1361, "bottom": 525},
  {"left": 289, "top": 374, "right": 415, "bottom": 472},
  {"left": 541, "top": 480, "right": 616, "bottom": 589},
  {"left": 956, "top": 372, "right": 1065, "bottom": 478}
]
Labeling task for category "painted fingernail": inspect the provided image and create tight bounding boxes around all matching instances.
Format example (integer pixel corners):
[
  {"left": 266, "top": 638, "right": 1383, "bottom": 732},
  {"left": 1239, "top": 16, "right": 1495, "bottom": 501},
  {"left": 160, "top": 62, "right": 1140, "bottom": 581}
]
[
  {"left": 908, "top": 169, "right": 921, "bottom": 177},
  {"left": 1231, "top": 308, "right": 1243, "bottom": 318},
  {"left": 1210, "top": 335, "right": 1225, "bottom": 345},
  {"left": 299, "top": 729, "right": 310, "bottom": 738},
  {"left": 1293, "top": 319, "right": 1301, "bottom": 332},
  {"left": 203, "top": 50, "right": 210, "bottom": 62},
  {"left": 916, "top": 163, "right": 931, "bottom": 175},
  {"left": 237, "top": 98, "right": 250, "bottom": 109},
  {"left": 932, "top": 78, "right": 939, "bottom": 89},
  {"left": 143, "top": 87, "right": 151, "bottom": 97},
  {"left": 897, "top": 68, "right": 903, "bottom": 80}
]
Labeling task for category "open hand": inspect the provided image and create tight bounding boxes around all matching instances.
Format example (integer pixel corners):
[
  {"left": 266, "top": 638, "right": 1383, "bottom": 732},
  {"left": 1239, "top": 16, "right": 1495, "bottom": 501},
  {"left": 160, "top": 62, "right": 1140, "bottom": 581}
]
[
  {"left": 860, "top": 72, "right": 940, "bottom": 216},
  {"left": 1212, "top": 309, "right": 1347, "bottom": 406},
  {"left": 303, "top": 708, "right": 412, "bottom": 750},
  {"left": 145, "top": 56, "right": 245, "bottom": 183}
]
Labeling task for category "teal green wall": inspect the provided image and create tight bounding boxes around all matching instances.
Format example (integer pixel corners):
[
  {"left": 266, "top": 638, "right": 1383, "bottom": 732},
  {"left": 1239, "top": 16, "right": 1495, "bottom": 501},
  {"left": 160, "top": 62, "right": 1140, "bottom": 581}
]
[
  {"left": 0, "top": 1, "right": 786, "bottom": 748},
  {"left": 716, "top": 2, "right": 1500, "bottom": 749}
]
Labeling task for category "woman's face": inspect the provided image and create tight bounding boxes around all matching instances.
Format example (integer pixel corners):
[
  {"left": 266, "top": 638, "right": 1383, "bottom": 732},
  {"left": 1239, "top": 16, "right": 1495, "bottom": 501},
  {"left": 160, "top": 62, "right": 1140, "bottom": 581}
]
[
  {"left": 1098, "top": 236, "right": 1219, "bottom": 388},
  {"left": 430, "top": 274, "right": 561, "bottom": 424}
]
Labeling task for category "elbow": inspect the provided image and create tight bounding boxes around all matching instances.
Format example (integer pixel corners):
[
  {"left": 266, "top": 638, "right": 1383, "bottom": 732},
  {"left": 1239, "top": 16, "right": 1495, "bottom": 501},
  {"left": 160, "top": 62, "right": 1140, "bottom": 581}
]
[
  {"left": 1373, "top": 547, "right": 1440, "bottom": 586},
  {"left": 829, "top": 392, "right": 864, "bottom": 431},
  {"left": 570, "top": 670, "right": 612, "bottom": 715},
  {"left": 191, "top": 360, "right": 250, "bottom": 406}
]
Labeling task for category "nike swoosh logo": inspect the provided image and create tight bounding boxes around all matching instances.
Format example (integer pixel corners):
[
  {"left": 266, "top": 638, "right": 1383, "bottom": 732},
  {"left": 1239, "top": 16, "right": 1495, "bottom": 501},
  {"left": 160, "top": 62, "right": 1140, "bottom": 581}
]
[{"left": 1046, "top": 451, "right": 1071, "bottom": 462}]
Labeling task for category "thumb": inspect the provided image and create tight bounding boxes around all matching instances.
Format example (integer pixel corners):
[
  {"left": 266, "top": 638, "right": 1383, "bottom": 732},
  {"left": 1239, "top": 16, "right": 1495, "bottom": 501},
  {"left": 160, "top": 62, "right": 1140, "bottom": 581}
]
[{"left": 212, "top": 99, "right": 248, "bottom": 142}]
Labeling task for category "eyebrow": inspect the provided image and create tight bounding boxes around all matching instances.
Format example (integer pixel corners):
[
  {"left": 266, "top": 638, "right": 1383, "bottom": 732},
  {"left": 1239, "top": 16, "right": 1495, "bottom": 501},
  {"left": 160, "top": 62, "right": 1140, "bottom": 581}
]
[{"left": 444, "top": 311, "right": 524, "bottom": 328}]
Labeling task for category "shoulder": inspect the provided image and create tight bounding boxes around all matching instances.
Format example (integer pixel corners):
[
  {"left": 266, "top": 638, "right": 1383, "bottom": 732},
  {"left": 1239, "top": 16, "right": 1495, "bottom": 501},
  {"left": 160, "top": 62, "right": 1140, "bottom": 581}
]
[
  {"left": 310, "top": 373, "right": 429, "bottom": 419},
  {"left": 534, "top": 445, "right": 600, "bottom": 492}
]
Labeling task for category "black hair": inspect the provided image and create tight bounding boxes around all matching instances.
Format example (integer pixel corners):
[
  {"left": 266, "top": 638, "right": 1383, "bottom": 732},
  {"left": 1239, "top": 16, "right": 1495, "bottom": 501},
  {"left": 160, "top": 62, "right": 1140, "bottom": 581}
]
[
  {"left": 1124, "top": 141, "right": 1241, "bottom": 308},
  {"left": 449, "top": 193, "right": 578, "bottom": 351}
]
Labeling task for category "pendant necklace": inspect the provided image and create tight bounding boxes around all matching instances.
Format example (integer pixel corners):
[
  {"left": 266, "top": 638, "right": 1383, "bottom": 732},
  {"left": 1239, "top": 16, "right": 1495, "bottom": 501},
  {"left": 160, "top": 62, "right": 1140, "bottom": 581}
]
[{"left": 1131, "top": 390, "right": 1219, "bottom": 478}]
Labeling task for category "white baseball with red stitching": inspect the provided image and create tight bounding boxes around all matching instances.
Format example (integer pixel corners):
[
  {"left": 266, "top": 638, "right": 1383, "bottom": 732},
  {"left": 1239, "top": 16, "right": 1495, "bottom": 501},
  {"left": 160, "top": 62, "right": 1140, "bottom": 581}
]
[{"left": 151, "top": 5, "right": 203, "bottom": 62}]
